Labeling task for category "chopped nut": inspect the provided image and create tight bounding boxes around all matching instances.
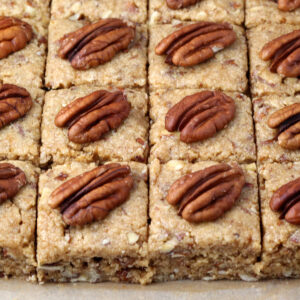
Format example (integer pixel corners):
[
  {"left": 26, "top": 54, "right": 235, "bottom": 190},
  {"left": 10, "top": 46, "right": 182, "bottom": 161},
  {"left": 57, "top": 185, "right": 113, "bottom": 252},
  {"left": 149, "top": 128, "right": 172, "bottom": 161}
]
[
  {"left": 127, "top": 232, "right": 139, "bottom": 244},
  {"left": 102, "top": 238, "right": 110, "bottom": 245},
  {"left": 160, "top": 238, "right": 178, "bottom": 253}
]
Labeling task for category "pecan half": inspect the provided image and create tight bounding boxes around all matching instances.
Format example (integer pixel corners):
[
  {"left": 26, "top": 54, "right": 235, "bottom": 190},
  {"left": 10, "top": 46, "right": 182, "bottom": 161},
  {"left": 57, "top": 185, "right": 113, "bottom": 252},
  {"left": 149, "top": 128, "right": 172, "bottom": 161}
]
[
  {"left": 270, "top": 177, "right": 300, "bottom": 225},
  {"left": 260, "top": 30, "right": 300, "bottom": 77},
  {"left": 166, "top": 163, "right": 245, "bottom": 223},
  {"left": 55, "top": 90, "right": 131, "bottom": 144},
  {"left": 155, "top": 22, "right": 236, "bottom": 67},
  {"left": 49, "top": 163, "right": 134, "bottom": 226},
  {"left": 58, "top": 18, "right": 135, "bottom": 70},
  {"left": 166, "top": 0, "right": 199, "bottom": 9},
  {"left": 165, "top": 90, "right": 235, "bottom": 143},
  {"left": 268, "top": 103, "right": 300, "bottom": 150},
  {"left": 0, "top": 163, "right": 27, "bottom": 204},
  {"left": 278, "top": 0, "right": 300, "bottom": 11},
  {"left": 0, "top": 16, "right": 33, "bottom": 60},
  {"left": 0, "top": 84, "right": 32, "bottom": 130}
]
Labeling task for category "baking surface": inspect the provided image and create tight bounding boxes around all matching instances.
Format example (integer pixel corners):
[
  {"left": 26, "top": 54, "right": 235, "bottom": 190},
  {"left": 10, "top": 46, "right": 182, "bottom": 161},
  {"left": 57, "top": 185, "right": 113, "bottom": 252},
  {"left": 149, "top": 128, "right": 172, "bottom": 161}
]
[{"left": 1, "top": 280, "right": 300, "bottom": 299}]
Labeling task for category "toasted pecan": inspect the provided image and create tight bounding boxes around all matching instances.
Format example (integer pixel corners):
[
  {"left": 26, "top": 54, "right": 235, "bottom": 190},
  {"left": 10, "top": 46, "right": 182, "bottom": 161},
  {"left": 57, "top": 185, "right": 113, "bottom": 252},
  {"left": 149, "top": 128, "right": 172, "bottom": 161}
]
[
  {"left": 58, "top": 18, "right": 135, "bottom": 70},
  {"left": 260, "top": 30, "right": 300, "bottom": 77},
  {"left": 0, "top": 84, "right": 32, "bottom": 130},
  {"left": 268, "top": 103, "right": 300, "bottom": 150},
  {"left": 49, "top": 163, "right": 134, "bottom": 226},
  {"left": 166, "top": 0, "right": 199, "bottom": 9},
  {"left": 55, "top": 90, "right": 131, "bottom": 144},
  {"left": 278, "top": 0, "right": 300, "bottom": 11},
  {"left": 270, "top": 177, "right": 300, "bottom": 225},
  {"left": 155, "top": 22, "right": 236, "bottom": 67},
  {"left": 167, "top": 163, "right": 245, "bottom": 223},
  {"left": 0, "top": 163, "right": 27, "bottom": 204},
  {"left": 0, "top": 16, "right": 33, "bottom": 59},
  {"left": 165, "top": 90, "right": 235, "bottom": 143}
]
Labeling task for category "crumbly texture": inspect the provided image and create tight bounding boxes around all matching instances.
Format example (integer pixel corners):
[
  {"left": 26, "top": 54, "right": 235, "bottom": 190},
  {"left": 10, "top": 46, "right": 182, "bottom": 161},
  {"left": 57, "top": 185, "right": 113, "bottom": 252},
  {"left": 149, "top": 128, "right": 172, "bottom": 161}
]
[
  {"left": 0, "top": 19, "right": 47, "bottom": 89},
  {"left": 246, "top": 0, "right": 300, "bottom": 28},
  {"left": 45, "top": 19, "right": 147, "bottom": 89},
  {"left": 0, "top": 160, "right": 39, "bottom": 281},
  {"left": 258, "top": 162, "right": 300, "bottom": 278},
  {"left": 150, "top": 89, "right": 256, "bottom": 163},
  {"left": 51, "top": 0, "right": 147, "bottom": 24},
  {"left": 0, "top": 87, "right": 44, "bottom": 165},
  {"left": 248, "top": 24, "right": 300, "bottom": 97},
  {"left": 149, "top": 0, "right": 244, "bottom": 25},
  {"left": 40, "top": 85, "right": 149, "bottom": 166},
  {"left": 149, "top": 159, "right": 261, "bottom": 282},
  {"left": 254, "top": 95, "right": 300, "bottom": 164},
  {"left": 0, "top": 0, "right": 50, "bottom": 29},
  {"left": 149, "top": 24, "right": 247, "bottom": 92},
  {"left": 37, "top": 161, "right": 150, "bottom": 284}
]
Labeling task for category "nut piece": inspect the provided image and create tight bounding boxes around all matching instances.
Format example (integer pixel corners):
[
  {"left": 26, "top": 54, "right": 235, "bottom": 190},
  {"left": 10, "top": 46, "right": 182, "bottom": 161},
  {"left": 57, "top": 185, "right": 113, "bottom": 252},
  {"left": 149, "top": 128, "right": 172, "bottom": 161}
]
[
  {"left": 58, "top": 18, "right": 135, "bottom": 70},
  {"left": 166, "top": 0, "right": 199, "bottom": 10},
  {"left": 55, "top": 90, "right": 131, "bottom": 144},
  {"left": 278, "top": 0, "right": 300, "bottom": 11},
  {"left": 268, "top": 103, "right": 300, "bottom": 150},
  {"left": 165, "top": 90, "right": 235, "bottom": 143},
  {"left": 0, "top": 84, "right": 32, "bottom": 130},
  {"left": 270, "top": 177, "right": 300, "bottom": 225},
  {"left": 166, "top": 163, "right": 245, "bottom": 223},
  {"left": 260, "top": 30, "right": 300, "bottom": 77},
  {"left": 49, "top": 163, "right": 134, "bottom": 226},
  {"left": 155, "top": 22, "right": 236, "bottom": 67},
  {"left": 0, "top": 163, "right": 27, "bottom": 204},
  {"left": 0, "top": 16, "right": 33, "bottom": 59}
]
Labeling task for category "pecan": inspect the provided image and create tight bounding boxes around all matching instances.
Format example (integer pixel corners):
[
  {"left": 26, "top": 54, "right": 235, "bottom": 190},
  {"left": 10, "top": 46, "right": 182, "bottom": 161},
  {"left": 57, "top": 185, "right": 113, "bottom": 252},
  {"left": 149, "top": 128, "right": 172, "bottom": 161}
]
[
  {"left": 166, "top": 163, "right": 245, "bottom": 223},
  {"left": 260, "top": 30, "right": 300, "bottom": 77},
  {"left": 0, "top": 84, "right": 32, "bottom": 130},
  {"left": 165, "top": 90, "right": 235, "bottom": 143},
  {"left": 268, "top": 103, "right": 300, "bottom": 150},
  {"left": 0, "top": 163, "right": 27, "bottom": 204},
  {"left": 58, "top": 18, "right": 135, "bottom": 70},
  {"left": 55, "top": 90, "right": 131, "bottom": 144},
  {"left": 0, "top": 16, "right": 33, "bottom": 60},
  {"left": 166, "top": 0, "right": 199, "bottom": 9},
  {"left": 155, "top": 22, "right": 236, "bottom": 67},
  {"left": 49, "top": 163, "right": 134, "bottom": 226},
  {"left": 270, "top": 177, "right": 300, "bottom": 225},
  {"left": 278, "top": 0, "right": 300, "bottom": 11}
]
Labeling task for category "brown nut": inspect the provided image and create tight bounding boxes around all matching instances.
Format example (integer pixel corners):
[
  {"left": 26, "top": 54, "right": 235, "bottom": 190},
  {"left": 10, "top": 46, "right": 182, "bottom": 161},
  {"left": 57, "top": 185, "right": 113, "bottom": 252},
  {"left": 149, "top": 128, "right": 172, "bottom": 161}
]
[
  {"left": 278, "top": 0, "right": 300, "bottom": 11},
  {"left": 260, "top": 30, "right": 300, "bottom": 77},
  {"left": 58, "top": 18, "right": 135, "bottom": 70},
  {"left": 166, "top": 163, "right": 245, "bottom": 223},
  {"left": 0, "top": 163, "right": 27, "bottom": 204},
  {"left": 0, "top": 84, "right": 32, "bottom": 130},
  {"left": 270, "top": 177, "right": 300, "bottom": 225},
  {"left": 0, "top": 16, "right": 33, "bottom": 59},
  {"left": 165, "top": 90, "right": 235, "bottom": 143},
  {"left": 55, "top": 90, "right": 131, "bottom": 144},
  {"left": 166, "top": 0, "right": 199, "bottom": 9},
  {"left": 49, "top": 163, "right": 134, "bottom": 226},
  {"left": 268, "top": 103, "right": 300, "bottom": 150},
  {"left": 155, "top": 22, "right": 236, "bottom": 67}
]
